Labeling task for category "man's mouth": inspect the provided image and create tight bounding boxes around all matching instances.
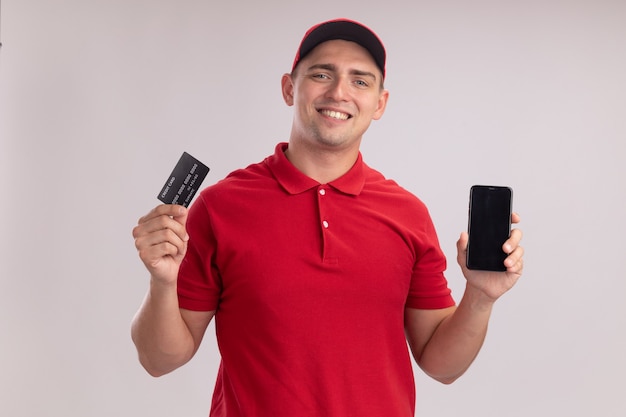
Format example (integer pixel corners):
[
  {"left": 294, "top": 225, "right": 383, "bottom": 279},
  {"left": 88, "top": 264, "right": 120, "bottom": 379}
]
[{"left": 319, "top": 109, "right": 351, "bottom": 120}]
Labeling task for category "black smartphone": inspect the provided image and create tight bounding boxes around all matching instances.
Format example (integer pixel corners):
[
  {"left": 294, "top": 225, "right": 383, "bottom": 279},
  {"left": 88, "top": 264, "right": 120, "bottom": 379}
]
[{"left": 466, "top": 185, "right": 513, "bottom": 271}]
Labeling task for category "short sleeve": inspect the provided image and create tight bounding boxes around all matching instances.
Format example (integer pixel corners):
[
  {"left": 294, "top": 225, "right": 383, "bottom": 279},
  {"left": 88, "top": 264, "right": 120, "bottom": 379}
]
[
  {"left": 177, "top": 193, "right": 222, "bottom": 311},
  {"left": 405, "top": 212, "right": 456, "bottom": 310}
]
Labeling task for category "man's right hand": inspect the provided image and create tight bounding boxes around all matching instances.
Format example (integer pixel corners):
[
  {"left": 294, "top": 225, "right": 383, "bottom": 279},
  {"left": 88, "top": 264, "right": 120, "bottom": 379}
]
[{"left": 132, "top": 204, "right": 189, "bottom": 285}]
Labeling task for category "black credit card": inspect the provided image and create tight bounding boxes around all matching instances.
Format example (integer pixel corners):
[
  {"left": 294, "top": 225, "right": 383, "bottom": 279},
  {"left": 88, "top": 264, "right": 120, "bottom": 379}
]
[{"left": 157, "top": 152, "right": 210, "bottom": 207}]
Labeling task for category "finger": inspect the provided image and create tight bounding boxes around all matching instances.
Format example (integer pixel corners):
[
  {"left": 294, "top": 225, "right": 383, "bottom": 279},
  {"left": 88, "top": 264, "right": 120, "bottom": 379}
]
[
  {"left": 171, "top": 204, "right": 189, "bottom": 228},
  {"left": 133, "top": 221, "right": 189, "bottom": 252},
  {"left": 503, "top": 228, "right": 523, "bottom": 254},
  {"left": 134, "top": 224, "right": 187, "bottom": 250},
  {"left": 506, "top": 255, "right": 523, "bottom": 274},
  {"left": 456, "top": 232, "right": 469, "bottom": 269},
  {"left": 133, "top": 209, "right": 189, "bottom": 242},
  {"left": 511, "top": 212, "right": 521, "bottom": 224},
  {"left": 504, "top": 245, "right": 524, "bottom": 270},
  {"left": 138, "top": 241, "right": 188, "bottom": 274},
  {"left": 137, "top": 204, "right": 187, "bottom": 225},
  {"left": 456, "top": 231, "right": 468, "bottom": 252},
  {"left": 135, "top": 227, "right": 188, "bottom": 260},
  {"left": 137, "top": 239, "right": 182, "bottom": 265}
]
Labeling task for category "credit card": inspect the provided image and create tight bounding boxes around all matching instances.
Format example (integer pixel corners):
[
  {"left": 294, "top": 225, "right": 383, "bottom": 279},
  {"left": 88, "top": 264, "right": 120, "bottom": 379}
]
[{"left": 157, "top": 152, "right": 210, "bottom": 207}]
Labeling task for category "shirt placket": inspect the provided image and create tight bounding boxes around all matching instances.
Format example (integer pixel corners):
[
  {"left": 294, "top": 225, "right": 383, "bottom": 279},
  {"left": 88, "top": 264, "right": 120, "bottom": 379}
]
[{"left": 317, "top": 185, "right": 338, "bottom": 265}]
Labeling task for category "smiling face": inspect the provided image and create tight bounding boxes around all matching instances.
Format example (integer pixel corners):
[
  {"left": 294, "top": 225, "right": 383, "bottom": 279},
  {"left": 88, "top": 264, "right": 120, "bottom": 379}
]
[{"left": 282, "top": 40, "right": 389, "bottom": 154}]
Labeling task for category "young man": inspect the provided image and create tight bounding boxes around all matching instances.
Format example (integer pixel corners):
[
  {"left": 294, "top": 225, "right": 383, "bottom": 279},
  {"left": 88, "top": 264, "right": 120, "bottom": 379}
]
[{"left": 132, "top": 18, "right": 524, "bottom": 417}]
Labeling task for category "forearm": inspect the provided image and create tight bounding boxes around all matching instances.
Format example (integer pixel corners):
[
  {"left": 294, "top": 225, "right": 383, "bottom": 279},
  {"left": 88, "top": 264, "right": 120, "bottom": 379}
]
[
  {"left": 417, "top": 285, "right": 495, "bottom": 384},
  {"left": 131, "top": 279, "right": 195, "bottom": 377}
]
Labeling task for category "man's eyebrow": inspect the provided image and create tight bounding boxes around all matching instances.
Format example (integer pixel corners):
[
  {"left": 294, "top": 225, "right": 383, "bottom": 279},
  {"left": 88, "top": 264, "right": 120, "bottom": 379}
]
[
  {"left": 351, "top": 69, "right": 378, "bottom": 81},
  {"left": 305, "top": 63, "right": 379, "bottom": 81},
  {"left": 306, "top": 63, "right": 336, "bottom": 73}
]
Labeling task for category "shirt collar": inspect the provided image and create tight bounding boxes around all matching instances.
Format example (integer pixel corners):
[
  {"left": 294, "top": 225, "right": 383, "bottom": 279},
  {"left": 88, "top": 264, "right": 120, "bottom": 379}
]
[{"left": 265, "top": 142, "right": 366, "bottom": 196}]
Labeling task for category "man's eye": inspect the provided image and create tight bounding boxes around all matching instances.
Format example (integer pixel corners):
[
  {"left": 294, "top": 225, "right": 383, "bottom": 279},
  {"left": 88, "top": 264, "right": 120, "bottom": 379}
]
[
  {"left": 313, "top": 73, "right": 330, "bottom": 80},
  {"left": 355, "top": 80, "right": 369, "bottom": 87}
]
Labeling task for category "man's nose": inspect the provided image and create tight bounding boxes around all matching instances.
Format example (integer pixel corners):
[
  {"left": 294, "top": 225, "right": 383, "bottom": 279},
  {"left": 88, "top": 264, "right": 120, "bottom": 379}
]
[{"left": 325, "top": 78, "right": 348, "bottom": 101}]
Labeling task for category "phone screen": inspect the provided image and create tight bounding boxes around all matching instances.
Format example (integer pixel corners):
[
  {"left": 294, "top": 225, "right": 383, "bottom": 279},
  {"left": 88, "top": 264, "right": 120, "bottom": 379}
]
[{"left": 466, "top": 185, "right": 512, "bottom": 271}]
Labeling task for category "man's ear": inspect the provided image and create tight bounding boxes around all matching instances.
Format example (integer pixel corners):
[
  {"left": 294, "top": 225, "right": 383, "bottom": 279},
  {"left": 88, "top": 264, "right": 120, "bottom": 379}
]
[
  {"left": 281, "top": 73, "right": 295, "bottom": 106},
  {"left": 372, "top": 89, "right": 389, "bottom": 120}
]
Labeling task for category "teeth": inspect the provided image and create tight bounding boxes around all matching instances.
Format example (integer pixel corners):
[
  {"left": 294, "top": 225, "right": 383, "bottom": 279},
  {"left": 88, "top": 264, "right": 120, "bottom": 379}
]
[{"left": 320, "top": 109, "right": 349, "bottom": 120}]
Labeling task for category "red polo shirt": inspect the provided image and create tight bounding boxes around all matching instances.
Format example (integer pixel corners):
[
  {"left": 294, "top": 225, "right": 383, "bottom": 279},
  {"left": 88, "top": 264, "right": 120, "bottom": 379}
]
[{"left": 178, "top": 143, "right": 455, "bottom": 417}]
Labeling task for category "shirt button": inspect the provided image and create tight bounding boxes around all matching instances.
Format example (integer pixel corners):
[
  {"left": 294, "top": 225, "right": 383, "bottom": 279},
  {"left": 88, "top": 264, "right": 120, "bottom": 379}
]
[
  {"left": 322, "top": 220, "right": 329, "bottom": 229},
  {"left": 319, "top": 189, "right": 326, "bottom": 196}
]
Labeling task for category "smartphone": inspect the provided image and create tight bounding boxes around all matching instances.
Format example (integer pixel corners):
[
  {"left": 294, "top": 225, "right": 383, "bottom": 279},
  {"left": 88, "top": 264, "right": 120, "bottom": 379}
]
[{"left": 466, "top": 185, "right": 513, "bottom": 271}]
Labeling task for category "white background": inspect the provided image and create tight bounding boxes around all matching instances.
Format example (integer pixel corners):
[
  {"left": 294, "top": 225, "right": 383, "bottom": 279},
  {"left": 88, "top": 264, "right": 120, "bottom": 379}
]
[{"left": 1, "top": 1, "right": 625, "bottom": 416}]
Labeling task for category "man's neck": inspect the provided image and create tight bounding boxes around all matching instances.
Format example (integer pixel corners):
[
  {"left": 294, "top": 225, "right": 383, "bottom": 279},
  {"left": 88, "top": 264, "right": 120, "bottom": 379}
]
[{"left": 284, "top": 139, "right": 360, "bottom": 184}]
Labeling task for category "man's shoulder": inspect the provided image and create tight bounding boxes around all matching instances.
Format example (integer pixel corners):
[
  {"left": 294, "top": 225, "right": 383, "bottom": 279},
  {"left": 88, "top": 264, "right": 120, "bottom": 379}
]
[
  {"left": 198, "top": 156, "right": 275, "bottom": 198},
  {"left": 361, "top": 164, "right": 430, "bottom": 213},
  {"left": 362, "top": 164, "right": 420, "bottom": 195}
]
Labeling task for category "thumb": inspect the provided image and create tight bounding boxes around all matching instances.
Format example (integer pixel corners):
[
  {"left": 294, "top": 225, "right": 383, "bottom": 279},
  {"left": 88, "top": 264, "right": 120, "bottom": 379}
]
[
  {"left": 456, "top": 231, "right": 469, "bottom": 269},
  {"left": 170, "top": 204, "right": 190, "bottom": 244},
  {"left": 172, "top": 205, "right": 189, "bottom": 228}
]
